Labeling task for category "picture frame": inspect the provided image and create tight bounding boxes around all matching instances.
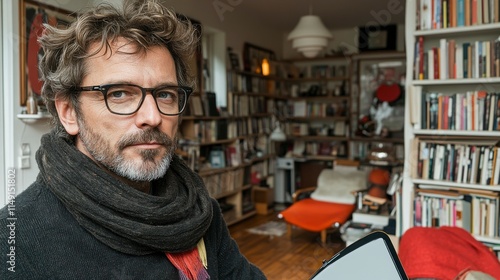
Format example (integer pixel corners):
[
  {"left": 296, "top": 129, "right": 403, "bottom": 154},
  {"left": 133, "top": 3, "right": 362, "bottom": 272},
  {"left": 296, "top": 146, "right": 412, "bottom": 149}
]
[
  {"left": 358, "top": 24, "right": 397, "bottom": 52},
  {"left": 242, "top": 42, "right": 276, "bottom": 73},
  {"left": 19, "top": 0, "right": 76, "bottom": 106}
]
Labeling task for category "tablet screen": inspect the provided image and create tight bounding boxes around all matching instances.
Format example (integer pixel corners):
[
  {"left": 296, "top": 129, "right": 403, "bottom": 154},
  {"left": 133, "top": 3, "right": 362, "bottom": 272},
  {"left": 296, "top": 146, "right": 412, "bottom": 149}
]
[{"left": 311, "top": 231, "right": 408, "bottom": 280}]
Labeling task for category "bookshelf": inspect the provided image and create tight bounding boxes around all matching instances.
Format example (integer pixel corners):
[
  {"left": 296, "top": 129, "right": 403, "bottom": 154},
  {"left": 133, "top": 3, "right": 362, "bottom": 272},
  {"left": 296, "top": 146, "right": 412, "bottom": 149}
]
[
  {"left": 179, "top": 68, "right": 283, "bottom": 226},
  {"left": 282, "top": 56, "right": 353, "bottom": 160},
  {"left": 403, "top": 0, "right": 500, "bottom": 251}
]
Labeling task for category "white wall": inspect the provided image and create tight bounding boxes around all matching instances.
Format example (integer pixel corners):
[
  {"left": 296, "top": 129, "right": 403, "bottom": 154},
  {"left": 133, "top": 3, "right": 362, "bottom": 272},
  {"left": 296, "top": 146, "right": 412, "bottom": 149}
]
[
  {"left": 161, "top": 0, "right": 284, "bottom": 58},
  {"left": 1, "top": 0, "right": 110, "bottom": 205},
  {"left": 283, "top": 24, "right": 406, "bottom": 59}
]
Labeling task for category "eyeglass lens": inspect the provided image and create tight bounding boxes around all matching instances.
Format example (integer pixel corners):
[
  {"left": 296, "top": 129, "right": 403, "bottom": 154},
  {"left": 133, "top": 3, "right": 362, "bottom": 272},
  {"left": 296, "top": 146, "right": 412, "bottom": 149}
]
[{"left": 105, "top": 84, "right": 186, "bottom": 115}]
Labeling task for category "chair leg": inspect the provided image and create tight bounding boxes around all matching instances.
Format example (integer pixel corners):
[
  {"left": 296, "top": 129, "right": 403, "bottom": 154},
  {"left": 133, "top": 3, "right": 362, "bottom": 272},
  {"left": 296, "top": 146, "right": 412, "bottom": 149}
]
[
  {"left": 286, "top": 224, "right": 292, "bottom": 239},
  {"left": 320, "top": 229, "right": 327, "bottom": 245}
]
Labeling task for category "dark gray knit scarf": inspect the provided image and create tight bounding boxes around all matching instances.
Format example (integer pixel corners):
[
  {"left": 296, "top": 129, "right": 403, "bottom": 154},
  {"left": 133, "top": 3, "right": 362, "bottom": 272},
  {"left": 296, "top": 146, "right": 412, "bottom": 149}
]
[{"left": 36, "top": 130, "right": 213, "bottom": 255}]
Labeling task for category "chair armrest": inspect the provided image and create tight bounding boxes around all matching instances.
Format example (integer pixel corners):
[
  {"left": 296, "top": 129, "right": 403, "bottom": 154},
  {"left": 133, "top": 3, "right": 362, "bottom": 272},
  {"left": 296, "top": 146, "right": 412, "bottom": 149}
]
[
  {"left": 292, "top": 187, "right": 317, "bottom": 203},
  {"left": 351, "top": 189, "right": 369, "bottom": 196}
]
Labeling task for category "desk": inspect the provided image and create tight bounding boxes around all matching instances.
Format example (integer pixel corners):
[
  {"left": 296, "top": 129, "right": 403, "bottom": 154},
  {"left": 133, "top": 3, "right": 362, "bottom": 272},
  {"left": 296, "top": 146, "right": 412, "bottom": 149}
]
[{"left": 274, "top": 157, "right": 331, "bottom": 204}]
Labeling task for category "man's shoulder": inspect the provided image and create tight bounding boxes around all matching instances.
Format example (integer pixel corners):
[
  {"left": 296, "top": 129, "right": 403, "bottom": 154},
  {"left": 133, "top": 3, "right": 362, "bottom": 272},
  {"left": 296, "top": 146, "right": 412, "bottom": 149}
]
[
  {"left": 0, "top": 181, "right": 67, "bottom": 229},
  {"left": 0, "top": 182, "right": 44, "bottom": 219}
]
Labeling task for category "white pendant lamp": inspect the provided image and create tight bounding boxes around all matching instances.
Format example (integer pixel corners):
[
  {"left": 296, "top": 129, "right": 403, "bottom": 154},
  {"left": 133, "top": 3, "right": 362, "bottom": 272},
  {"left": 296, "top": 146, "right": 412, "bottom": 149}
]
[{"left": 288, "top": 9, "right": 332, "bottom": 58}]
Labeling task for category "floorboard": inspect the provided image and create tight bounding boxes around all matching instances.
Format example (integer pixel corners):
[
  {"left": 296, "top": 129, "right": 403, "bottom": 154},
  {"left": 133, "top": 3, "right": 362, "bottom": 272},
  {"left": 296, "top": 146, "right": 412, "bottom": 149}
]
[{"left": 228, "top": 209, "right": 346, "bottom": 280}]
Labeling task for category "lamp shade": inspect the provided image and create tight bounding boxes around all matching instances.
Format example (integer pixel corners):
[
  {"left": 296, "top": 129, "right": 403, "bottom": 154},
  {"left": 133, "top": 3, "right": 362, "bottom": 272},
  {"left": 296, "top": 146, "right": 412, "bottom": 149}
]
[{"left": 288, "top": 15, "right": 332, "bottom": 58}]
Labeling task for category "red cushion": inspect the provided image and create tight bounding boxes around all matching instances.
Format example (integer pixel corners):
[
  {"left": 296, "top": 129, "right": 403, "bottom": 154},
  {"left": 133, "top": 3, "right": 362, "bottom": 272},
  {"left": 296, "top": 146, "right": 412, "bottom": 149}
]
[
  {"left": 279, "top": 198, "right": 355, "bottom": 232},
  {"left": 399, "top": 226, "right": 500, "bottom": 279}
]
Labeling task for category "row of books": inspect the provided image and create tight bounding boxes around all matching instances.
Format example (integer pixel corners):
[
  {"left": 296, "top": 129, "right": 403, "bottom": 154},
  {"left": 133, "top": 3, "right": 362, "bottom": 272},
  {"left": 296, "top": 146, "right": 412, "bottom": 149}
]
[
  {"left": 229, "top": 117, "right": 273, "bottom": 138},
  {"left": 291, "top": 100, "right": 348, "bottom": 117},
  {"left": 417, "top": 0, "right": 500, "bottom": 31},
  {"left": 414, "top": 188, "right": 499, "bottom": 238},
  {"left": 414, "top": 37, "right": 500, "bottom": 80},
  {"left": 304, "top": 64, "right": 348, "bottom": 79},
  {"left": 227, "top": 71, "right": 281, "bottom": 94},
  {"left": 417, "top": 140, "right": 500, "bottom": 185},
  {"left": 181, "top": 117, "right": 273, "bottom": 144},
  {"left": 181, "top": 120, "right": 228, "bottom": 143},
  {"left": 288, "top": 140, "right": 347, "bottom": 158},
  {"left": 186, "top": 92, "right": 219, "bottom": 117},
  {"left": 203, "top": 168, "right": 245, "bottom": 197},
  {"left": 420, "top": 91, "right": 500, "bottom": 131},
  {"left": 287, "top": 122, "right": 347, "bottom": 137},
  {"left": 227, "top": 92, "right": 275, "bottom": 117}
]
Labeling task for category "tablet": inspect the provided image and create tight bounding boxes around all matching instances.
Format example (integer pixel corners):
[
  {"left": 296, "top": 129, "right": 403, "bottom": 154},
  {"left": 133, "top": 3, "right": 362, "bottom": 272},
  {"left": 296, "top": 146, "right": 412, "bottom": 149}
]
[{"left": 310, "top": 231, "right": 408, "bottom": 280}]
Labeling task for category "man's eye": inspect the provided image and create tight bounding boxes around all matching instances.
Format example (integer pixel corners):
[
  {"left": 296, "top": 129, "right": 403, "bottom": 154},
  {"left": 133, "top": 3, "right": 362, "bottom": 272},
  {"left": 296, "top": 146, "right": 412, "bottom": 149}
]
[
  {"left": 157, "top": 91, "right": 172, "bottom": 99},
  {"left": 110, "top": 91, "right": 126, "bottom": 98}
]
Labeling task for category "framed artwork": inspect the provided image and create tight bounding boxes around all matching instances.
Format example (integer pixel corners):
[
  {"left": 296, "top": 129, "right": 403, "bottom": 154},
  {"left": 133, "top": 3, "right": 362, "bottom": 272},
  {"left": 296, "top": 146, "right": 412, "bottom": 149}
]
[
  {"left": 358, "top": 24, "right": 397, "bottom": 52},
  {"left": 357, "top": 56, "right": 406, "bottom": 137},
  {"left": 242, "top": 42, "right": 276, "bottom": 73},
  {"left": 19, "top": 0, "right": 75, "bottom": 106}
]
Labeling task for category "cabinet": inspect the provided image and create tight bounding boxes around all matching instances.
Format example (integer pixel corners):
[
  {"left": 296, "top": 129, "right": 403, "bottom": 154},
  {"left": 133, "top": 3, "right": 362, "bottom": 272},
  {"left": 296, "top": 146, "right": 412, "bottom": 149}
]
[
  {"left": 350, "top": 53, "right": 406, "bottom": 163},
  {"left": 283, "top": 56, "right": 353, "bottom": 160},
  {"left": 403, "top": 0, "right": 500, "bottom": 251}
]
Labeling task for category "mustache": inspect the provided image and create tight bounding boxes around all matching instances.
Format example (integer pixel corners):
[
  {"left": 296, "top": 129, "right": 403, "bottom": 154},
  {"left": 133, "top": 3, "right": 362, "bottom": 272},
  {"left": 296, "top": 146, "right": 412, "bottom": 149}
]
[{"left": 117, "top": 128, "right": 173, "bottom": 150}]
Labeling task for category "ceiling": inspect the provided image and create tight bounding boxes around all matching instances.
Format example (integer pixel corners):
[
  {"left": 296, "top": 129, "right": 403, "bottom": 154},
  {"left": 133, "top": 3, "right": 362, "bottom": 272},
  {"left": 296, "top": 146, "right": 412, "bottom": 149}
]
[{"left": 236, "top": 0, "right": 406, "bottom": 33}]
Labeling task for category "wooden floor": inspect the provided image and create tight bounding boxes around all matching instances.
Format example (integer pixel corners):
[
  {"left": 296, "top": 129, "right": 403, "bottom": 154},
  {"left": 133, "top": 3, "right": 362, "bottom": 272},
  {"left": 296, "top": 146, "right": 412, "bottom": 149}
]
[{"left": 228, "top": 208, "right": 347, "bottom": 280}]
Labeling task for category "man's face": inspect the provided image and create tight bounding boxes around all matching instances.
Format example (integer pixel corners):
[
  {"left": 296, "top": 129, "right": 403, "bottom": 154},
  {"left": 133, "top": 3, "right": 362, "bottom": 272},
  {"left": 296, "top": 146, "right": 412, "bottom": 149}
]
[{"left": 70, "top": 39, "right": 180, "bottom": 182}]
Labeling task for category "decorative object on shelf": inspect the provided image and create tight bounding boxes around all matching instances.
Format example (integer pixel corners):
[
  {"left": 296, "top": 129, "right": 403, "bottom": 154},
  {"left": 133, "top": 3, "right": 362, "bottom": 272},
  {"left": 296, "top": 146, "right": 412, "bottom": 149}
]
[
  {"left": 242, "top": 42, "right": 276, "bottom": 73},
  {"left": 287, "top": 6, "right": 332, "bottom": 58},
  {"left": 358, "top": 56, "right": 406, "bottom": 138},
  {"left": 261, "top": 58, "right": 270, "bottom": 76},
  {"left": 367, "top": 143, "right": 397, "bottom": 166},
  {"left": 26, "top": 90, "right": 38, "bottom": 115},
  {"left": 270, "top": 122, "right": 287, "bottom": 142},
  {"left": 358, "top": 24, "right": 397, "bottom": 52},
  {"left": 20, "top": 0, "right": 75, "bottom": 106}
]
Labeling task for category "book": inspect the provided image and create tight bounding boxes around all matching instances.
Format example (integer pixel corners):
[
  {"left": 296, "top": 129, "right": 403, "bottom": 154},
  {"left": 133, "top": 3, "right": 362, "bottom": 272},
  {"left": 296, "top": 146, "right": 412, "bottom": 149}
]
[{"left": 203, "top": 91, "right": 219, "bottom": 117}]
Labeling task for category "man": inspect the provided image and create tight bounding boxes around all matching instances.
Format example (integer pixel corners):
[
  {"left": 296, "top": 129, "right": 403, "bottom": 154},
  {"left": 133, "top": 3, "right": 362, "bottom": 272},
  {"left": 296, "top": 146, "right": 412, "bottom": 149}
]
[{"left": 0, "top": 0, "right": 266, "bottom": 279}]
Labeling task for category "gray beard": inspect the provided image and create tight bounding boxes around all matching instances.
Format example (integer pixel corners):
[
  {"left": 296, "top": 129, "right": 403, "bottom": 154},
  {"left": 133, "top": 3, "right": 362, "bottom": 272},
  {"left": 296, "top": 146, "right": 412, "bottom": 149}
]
[{"left": 77, "top": 116, "right": 176, "bottom": 182}]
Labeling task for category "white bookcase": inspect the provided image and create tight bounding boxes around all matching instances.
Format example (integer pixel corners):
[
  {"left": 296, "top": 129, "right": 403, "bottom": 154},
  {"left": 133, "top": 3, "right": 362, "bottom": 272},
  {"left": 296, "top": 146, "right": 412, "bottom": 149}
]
[{"left": 403, "top": 0, "right": 500, "bottom": 251}]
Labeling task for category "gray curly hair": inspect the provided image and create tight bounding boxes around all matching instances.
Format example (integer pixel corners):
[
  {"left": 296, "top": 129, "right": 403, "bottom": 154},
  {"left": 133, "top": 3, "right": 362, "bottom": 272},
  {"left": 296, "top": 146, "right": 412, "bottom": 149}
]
[{"left": 38, "top": 0, "right": 199, "bottom": 140}]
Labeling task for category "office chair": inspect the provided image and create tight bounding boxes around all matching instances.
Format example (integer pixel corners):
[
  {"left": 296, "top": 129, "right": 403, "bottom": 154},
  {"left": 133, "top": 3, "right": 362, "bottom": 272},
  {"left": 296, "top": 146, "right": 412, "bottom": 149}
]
[{"left": 278, "top": 160, "right": 369, "bottom": 244}]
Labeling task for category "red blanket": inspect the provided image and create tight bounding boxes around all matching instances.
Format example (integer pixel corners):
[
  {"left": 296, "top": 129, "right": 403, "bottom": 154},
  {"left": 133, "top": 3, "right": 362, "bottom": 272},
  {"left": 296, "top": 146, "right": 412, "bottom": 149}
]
[{"left": 398, "top": 227, "right": 500, "bottom": 279}]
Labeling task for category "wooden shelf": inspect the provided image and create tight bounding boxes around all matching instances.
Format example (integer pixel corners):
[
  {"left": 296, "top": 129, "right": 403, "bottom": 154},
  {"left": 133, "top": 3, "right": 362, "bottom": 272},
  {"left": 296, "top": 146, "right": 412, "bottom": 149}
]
[
  {"left": 286, "top": 116, "right": 348, "bottom": 121},
  {"left": 412, "top": 178, "right": 500, "bottom": 192},
  {"left": 293, "top": 135, "right": 348, "bottom": 141},
  {"left": 412, "top": 77, "right": 500, "bottom": 86},
  {"left": 350, "top": 136, "right": 404, "bottom": 144},
  {"left": 413, "top": 130, "right": 500, "bottom": 138},
  {"left": 414, "top": 22, "right": 500, "bottom": 37}
]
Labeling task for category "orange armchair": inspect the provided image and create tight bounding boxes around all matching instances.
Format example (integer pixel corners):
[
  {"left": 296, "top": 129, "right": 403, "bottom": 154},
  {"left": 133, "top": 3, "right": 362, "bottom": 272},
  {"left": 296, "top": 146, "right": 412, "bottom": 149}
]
[{"left": 278, "top": 161, "right": 369, "bottom": 244}]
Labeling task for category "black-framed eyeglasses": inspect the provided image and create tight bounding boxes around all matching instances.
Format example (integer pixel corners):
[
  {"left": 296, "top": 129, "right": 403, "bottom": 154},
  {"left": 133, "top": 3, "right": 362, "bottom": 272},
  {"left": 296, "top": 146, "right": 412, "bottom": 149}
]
[{"left": 74, "top": 84, "right": 192, "bottom": 116}]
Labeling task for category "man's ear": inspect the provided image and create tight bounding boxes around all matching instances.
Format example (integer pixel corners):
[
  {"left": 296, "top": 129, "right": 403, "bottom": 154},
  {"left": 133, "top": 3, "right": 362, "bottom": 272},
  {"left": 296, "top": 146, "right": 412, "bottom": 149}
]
[{"left": 55, "top": 98, "right": 79, "bottom": 136}]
